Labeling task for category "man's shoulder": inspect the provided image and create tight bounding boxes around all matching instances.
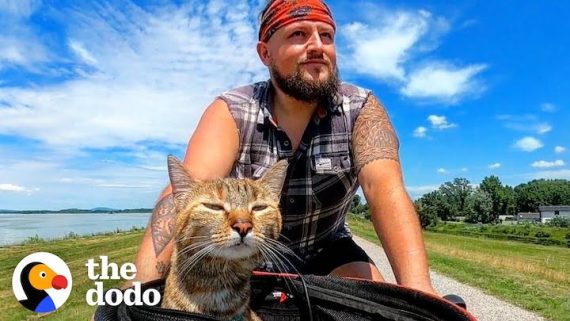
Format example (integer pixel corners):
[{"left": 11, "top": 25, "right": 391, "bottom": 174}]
[
  {"left": 339, "top": 82, "right": 372, "bottom": 99},
  {"left": 219, "top": 81, "right": 268, "bottom": 105}
]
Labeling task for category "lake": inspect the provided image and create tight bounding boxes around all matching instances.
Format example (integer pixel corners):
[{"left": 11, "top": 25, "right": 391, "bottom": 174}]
[{"left": 0, "top": 213, "right": 151, "bottom": 246}]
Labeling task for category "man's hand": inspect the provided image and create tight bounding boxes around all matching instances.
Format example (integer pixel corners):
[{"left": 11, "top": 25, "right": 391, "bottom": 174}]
[{"left": 352, "top": 93, "right": 436, "bottom": 295}]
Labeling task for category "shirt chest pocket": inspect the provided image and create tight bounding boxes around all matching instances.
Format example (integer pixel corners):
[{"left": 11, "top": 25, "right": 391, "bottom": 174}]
[{"left": 309, "top": 134, "right": 354, "bottom": 194}]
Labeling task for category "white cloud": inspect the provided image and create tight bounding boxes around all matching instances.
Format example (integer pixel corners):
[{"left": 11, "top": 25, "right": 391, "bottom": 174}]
[
  {"left": 413, "top": 126, "right": 427, "bottom": 138},
  {"left": 68, "top": 40, "right": 98, "bottom": 65},
  {"left": 0, "top": 153, "right": 166, "bottom": 209},
  {"left": 0, "top": 183, "right": 38, "bottom": 193},
  {"left": 401, "top": 63, "right": 486, "bottom": 102},
  {"left": 496, "top": 114, "right": 552, "bottom": 135},
  {"left": 536, "top": 123, "right": 552, "bottom": 135},
  {"left": 531, "top": 160, "right": 565, "bottom": 168},
  {"left": 555, "top": 146, "right": 566, "bottom": 154},
  {"left": 541, "top": 103, "right": 557, "bottom": 112},
  {"left": 0, "top": 0, "right": 41, "bottom": 17},
  {"left": 0, "top": 183, "right": 25, "bottom": 192},
  {"left": 0, "top": 1, "right": 267, "bottom": 150},
  {"left": 437, "top": 168, "right": 448, "bottom": 174},
  {"left": 489, "top": 162, "right": 501, "bottom": 169},
  {"left": 460, "top": 167, "right": 468, "bottom": 172},
  {"left": 427, "top": 115, "right": 457, "bottom": 129},
  {"left": 341, "top": 10, "right": 432, "bottom": 81},
  {"left": 514, "top": 137, "right": 543, "bottom": 152}
]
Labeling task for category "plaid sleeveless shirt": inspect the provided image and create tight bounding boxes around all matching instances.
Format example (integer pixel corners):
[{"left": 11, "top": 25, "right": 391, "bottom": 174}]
[{"left": 218, "top": 80, "right": 370, "bottom": 260}]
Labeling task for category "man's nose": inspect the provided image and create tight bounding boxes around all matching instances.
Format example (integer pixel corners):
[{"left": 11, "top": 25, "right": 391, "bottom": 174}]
[{"left": 307, "top": 31, "right": 324, "bottom": 53}]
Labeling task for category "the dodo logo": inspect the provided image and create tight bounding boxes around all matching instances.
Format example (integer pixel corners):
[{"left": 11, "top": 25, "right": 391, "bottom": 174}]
[{"left": 12, "top": 252, "right": 72, "bottom": 313}]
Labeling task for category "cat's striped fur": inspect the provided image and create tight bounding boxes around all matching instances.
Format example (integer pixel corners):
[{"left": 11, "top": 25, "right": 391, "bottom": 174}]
[{"left": 161, "top": 156, "right": 288, "bottom": 321}]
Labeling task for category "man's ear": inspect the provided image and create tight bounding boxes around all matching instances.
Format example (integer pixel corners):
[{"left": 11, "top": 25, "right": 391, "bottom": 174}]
[{"left": 257, "top": 42, "right": 271, "bottom": 67}]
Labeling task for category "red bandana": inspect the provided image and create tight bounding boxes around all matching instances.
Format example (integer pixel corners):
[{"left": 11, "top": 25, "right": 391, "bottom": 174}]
[{"left": 259, "top": 0, "right": 336, "bottom": 42}]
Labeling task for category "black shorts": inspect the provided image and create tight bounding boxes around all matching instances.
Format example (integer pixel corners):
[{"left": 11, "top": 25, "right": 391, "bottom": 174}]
[{"left": 295, "top": 237, "right": 375, "bottom": 276}]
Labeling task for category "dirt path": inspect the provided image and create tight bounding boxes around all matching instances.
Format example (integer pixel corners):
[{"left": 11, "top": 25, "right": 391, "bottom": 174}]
[{"left": 353, "top": 236, "right": 546, "bottom": 321}]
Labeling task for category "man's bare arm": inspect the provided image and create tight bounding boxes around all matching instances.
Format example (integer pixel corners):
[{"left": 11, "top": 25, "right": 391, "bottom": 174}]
[
  {"left": 353, "top": 94, "right": 399, "bottom": 171},
  {"left": 150, "top": 194, "right": 176, "bottom": 257},
  {"left": 129, "top": 99, "right": 239, "bottom": 286},
  {"left": 353, "top": 94, "right": 436, "bottom": 294}
]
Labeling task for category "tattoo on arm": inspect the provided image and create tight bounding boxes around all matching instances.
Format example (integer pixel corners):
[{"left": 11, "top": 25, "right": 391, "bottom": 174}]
[
  {"left": 151, "top": 194, "right": 176, "bottom": 257},
  {"left": 353, "top": 94, "right": 400, "bottom": 173}
]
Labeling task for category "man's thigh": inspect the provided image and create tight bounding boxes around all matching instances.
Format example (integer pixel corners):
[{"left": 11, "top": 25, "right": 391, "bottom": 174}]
[
  {"left": 301, "top": 237, "right": 384, "bottom": 281},
  {"left": 329, "top": 261, "right": 384, "bottom": 281}
]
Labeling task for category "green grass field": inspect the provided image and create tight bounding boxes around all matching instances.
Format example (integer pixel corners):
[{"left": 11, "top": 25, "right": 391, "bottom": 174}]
[
  {"left": 2, "top": 220, "right": 569, "bottom": 321},
  {"left": 348, "top": 215, "right": 570, "bottom": 321},
  {"left": 0, "top": 230, "right": 144, "bottom": 321}
]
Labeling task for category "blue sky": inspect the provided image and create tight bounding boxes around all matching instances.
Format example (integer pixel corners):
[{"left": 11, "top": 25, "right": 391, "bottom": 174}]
[{"left": 0, "top": 0, "right": 568, "bottom": 210}]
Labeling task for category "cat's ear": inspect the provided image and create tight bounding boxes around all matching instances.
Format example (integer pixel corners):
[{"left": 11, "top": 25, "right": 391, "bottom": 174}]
[
  {"left": 259, "top": 159, "right": 289, "bottom": 196},
  {"left": 167, "top": 155, "right": 196, "bottom": 196}
]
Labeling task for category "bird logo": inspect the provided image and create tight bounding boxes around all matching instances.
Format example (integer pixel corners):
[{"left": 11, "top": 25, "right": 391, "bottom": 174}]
[{"left": 12, "top": 252, "right": 72, "bottom": 313}]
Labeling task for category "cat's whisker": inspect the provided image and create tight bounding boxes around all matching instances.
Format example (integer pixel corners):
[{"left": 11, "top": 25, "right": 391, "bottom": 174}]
[
  {"left": 176, "top": 235, "right": 210, "bottom": 242},
  {"left": 257, "top": 244, "right": 298, "bottom": 295},
  {"left": 277, "top": 234, "right": 294, "bottom": 243},
  {"left": 177, "top": 240, "right": 212, "bottom": 257},
  {"left": 262, "top": 237, "right": 302, "bottom": 261},
  {"left": 179, "top": 244, "right": 217, "bottom": 279}
]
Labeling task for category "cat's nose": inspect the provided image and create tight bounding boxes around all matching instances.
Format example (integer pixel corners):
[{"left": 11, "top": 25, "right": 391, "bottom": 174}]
[{"left": 232, "top": 221, "right": 253, "bottom": 238}]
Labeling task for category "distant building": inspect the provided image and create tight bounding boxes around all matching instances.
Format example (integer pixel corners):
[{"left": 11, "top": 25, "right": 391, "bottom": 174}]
[
  {"left": 538, "top": 205, "right": 570, "bottom": 223},
  {"left": 517, "top": 212, "right": 540, "bottom": 223},
  {"left": 499, "top": 215, "right": 516, "bottom": 225}
]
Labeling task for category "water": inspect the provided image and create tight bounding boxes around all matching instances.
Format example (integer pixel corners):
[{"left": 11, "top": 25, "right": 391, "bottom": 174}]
[{"left": 0, "top": 213, "right": 151, "bottom": 246}]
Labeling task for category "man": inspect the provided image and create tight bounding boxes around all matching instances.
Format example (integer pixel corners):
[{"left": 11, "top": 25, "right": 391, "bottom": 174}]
[{"left": 132, "top": 0, "right": 436, "bottom": 295}]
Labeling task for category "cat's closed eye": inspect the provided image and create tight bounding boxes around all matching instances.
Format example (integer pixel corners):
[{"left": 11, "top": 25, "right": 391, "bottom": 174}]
[
  {"left": 251, "top": 204, "right": 268, "bottom": 212},
  {"left": 202, "top": 203, "right": 225, "bottom": 211}
]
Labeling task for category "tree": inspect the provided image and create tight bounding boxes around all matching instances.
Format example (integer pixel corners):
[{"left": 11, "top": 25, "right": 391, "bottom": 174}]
[
  {"left": 349, "top": 194, "right": 370, "bottom": 218},
  {"left": 439, "top": 178, "right": 473, "bottom": 218},
  {"left": 414, "top": 191, "right": 443, "bottom": 227},
  {"left": 465, "top": 188, "right": 493, "bottom": 223},
  {"left": 479, "top": 176, "right": 503, "bottom": 219},
  {"left": 350, "top": 194, "right": 362, "bottom": 213},
  {"left": 501, "top": 186, "right": 517, "bottom": 216},
  {"left": 514, "top": 179, "right": 570, "bottom": 212}
]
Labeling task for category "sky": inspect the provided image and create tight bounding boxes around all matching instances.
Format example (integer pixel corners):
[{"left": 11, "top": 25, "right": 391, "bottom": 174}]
[{"left": 0, "top": 0, "right": 569, "bottom": 210}]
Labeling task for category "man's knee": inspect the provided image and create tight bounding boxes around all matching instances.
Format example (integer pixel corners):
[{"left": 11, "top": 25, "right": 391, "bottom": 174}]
[{"left": 329, "top": 261, "right": 385, "bottom": 282}]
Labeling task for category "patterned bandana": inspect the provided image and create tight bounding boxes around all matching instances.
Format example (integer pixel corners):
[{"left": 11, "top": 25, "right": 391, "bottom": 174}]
[{"left": 259, "top": 0, "right": 336, "bottom": 42}]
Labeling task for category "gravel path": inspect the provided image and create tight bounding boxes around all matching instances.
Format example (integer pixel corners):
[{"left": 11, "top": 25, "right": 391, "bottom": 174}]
[{"left": 353, "top": 236, "right": 546, "bottom": 321}]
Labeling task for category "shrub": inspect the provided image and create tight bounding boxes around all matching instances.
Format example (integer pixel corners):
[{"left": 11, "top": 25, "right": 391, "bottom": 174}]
[
  {"left": 565, "top": 233, "right": 570, "bottom": 240},
  {"left": 546, "top": 216, "right": 570, "bottom": 228},
  {"left": 535, "top": 231, "right": 551, "bottom": 238}
]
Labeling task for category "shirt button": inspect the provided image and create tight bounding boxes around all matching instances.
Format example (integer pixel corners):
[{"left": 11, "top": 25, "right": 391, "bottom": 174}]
[
  {"left": 289, "top": 197, "right": 295, "bottom": 204},
  {"left": 283, "top": 141, "right": 290, "bottom": 147}
]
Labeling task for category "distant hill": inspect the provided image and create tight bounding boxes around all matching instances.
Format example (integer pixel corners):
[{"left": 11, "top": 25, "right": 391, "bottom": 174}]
[{"left": 91, "top": 207, "right": 118, "bottom": 212}]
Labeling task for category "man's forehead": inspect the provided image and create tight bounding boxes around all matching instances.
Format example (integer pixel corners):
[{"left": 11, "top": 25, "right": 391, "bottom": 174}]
[{"left": 276, "top": 20, "right": 335, "bottom": 35}]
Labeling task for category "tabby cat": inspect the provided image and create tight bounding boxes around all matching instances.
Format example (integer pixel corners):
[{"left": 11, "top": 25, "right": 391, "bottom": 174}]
[{"left": 161, "top": 156, "right": 289, "bottom": 321}]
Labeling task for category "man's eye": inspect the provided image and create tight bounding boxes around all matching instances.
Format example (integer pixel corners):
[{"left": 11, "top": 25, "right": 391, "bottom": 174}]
[
  {"left": 321, "top": 32, "right": 333, "bottom": 39},
  {"left": 291, "top": 31, "right": 304, "bottom": 38},
  {"left": 203, "top": 203, "right": 225, "bottom": 211},
  {"left": 252, "top": 205, "right": 268, "bottom": 212}
]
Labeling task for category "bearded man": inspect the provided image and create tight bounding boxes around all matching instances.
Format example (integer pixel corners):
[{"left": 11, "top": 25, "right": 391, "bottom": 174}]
[{"left": 132, "top": 0, "right": 437, "bottom": 295}]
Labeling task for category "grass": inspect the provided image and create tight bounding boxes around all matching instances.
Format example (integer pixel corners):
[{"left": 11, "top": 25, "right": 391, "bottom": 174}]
[
  {"left": 347, "top": 215, "right": 570, "bottom": 321},
  {"left": 3, "top": 218, "right": 569, "bottom": 320},
  {"left": 0, "top": 229, "right": 145, "bottom": 321},
  {"left": 427, "top": 221, "right": 570, "bottom": 247}
]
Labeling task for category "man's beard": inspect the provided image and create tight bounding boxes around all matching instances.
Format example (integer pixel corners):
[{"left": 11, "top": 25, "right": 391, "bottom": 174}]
[{"left": 270, "top": 62, "right": 340, "bottom": 104}]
